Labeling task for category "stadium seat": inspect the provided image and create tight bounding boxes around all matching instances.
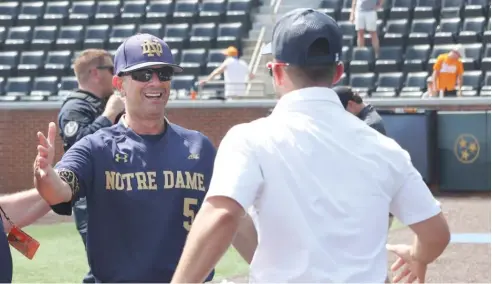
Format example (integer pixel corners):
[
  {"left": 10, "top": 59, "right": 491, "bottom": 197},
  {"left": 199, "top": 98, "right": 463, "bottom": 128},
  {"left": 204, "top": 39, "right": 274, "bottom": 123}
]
[
  {"left": 481, "top": 44, "right": 490, "bottom": 72},
  {"left": 173, "top": 0, "right": 199, "bottom": 24},
  {"left": 0, "top": 27, "right": 6, "bottom": 46},
  {"left": 339, "top": 21, "right": 355, "bottom": 46},
  {"left": 83, "top": 25, "right": 110, "bottom": 49},
  {"left": 163, "top": 23, "right": 190, "bottom": 50},
  {"left": 171, "top": 75, "right": 196, "bottom": 96},
  {"left": 318, "top": 0, "right": 341, "bottom": 20},
  {"left": 349, "top": 72, "right": 376, "bottom": 94},
  {"left": 58, "top": 76, "right": 78, "bottom": 96},
  {"left": 434, "top": 18, "right": 460, "bottom": 44},
  {"left": 145, "top": 0, "right": 174, "bottom": 25},
  {"left": 120, "top": 0, "right": 146, "bottom": 25},
  {"left": 403, "top": 44, "right": 430, "bottom": 72},
  {"left": 138, "top": 23, "right": 164, "bottom": 38},
  {"left": 94, "top": 1, "right": 121, "bottom": 26},
  {"left": 0, "top": 2, "right": 19, "bottom": 28},
  {"left": 226, "top": 0, "right": 252, "bottom": 27},
  {"left": 108, "top": 24, "right": 136, "bottom": 50},
  {"left": 30, "top": 76, "right": 59, "bottom": 97},
  {"left": 55, "top": 25, "right": 84, "bottom": 51},
  {"left": 339, "top": 0, "right": 352, "bottom": 21},
  {"left": 427, "top": 44, "right": 454, "bottom": 71},
  {"left": 0, "top": 77, "right": 5, "bottom": 95},
  {"left": 465, "top": 0, "right": 489, "bottom": 18},
  {"left": 460, "top": 43, "right": 483, "bottom": 70},
  {"left": 31, "top": 26, "right": 58, "bottom": 51},
  {"left": 341, "top": 46, "right": 352, "bottom": 69},
  {"left": 374, "top": 46, "right": 403, "bottom": 72},
  {"left": 43, "top": 50, "right": 72, "bottom": 77},
  {"left": 388, "top": 0, "right": 413, "bottom": 20},
  {"left": 199, "top": 0, "right": 227, "bottom": 24},
  {"left": 17, "top": 1, "right": 44, "bottom": 27},
  {"left": 42, "top": 1, "right": 70, "bottom": 27},
  {"left": 414, "top": 0, "right": 440, "bottom": 19},
  {"left": 350, "top": 47, "right": 375, "bottom": 73},
  {"left": 461, "top": 90, "right": 479, "bottom": 97},
  {"left": 180, "top": 49, "right": 207, "bottom": 76},
  {"left": 0, "top": 51, "right": 18, "bottom": 77},
  {"left": 216, "top": 22, "right": 243, "bottom": 49},
  {"left": 382, "top": 19, "right": 408, "bottom": 46},
  {"left": 205, "top": 48, "right": 226, "bottom": 74},
  {"left": 375, "top": 72, "right": 404, "bottom": 94},
  {"left": 4, "top": 26, "right": 32, "bottom": 51},
  {"left": 189, "top": 23, "right": 217, "bottom": 49},
  {"left": 68, "top": 1, "right": 95, "bottom": 26},
  {"left": 481, "top": 71, "right": 490, "bottom": 93},
  {"left": 408, "top": 19, "right": 437, "bottom": 45},
  {"left": 461, "top": 71, "right": 483, "bottom": 91},
  {"left": 401, "top": 72, "right": 428, "bottom": 92},
  {"left": 17, "top": 51, "right": 45, "bottom": 77},
  {"left": 5, "top": 76, "right": 31, "bottom": 98},
  {"left": 458, "top": 17, "right": 486, "bottom": 44},
  {"left": 484, "top": 20, "right": 491, "bottom": 45},
  {"left": 171, "top": 49, "right": 181, "bottom": 65},
  {"left": 440, "top": 0, "right": 463, "bottom": 19}
]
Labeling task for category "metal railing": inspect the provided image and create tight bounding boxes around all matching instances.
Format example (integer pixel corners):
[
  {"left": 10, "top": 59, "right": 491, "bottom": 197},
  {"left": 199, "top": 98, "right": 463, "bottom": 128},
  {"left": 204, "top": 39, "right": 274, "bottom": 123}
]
[{"left": 246, "top": 0, "right": 284, "bottom": 96}]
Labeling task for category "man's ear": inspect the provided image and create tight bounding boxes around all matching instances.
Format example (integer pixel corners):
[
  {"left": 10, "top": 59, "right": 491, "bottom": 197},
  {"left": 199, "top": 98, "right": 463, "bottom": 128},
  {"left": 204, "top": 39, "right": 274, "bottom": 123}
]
[
  {"left": 112, "top": 76, "right": 123, "bottom": 91},
  {"left": 331, "top": 62, "right": 345, "bottom": 86}
]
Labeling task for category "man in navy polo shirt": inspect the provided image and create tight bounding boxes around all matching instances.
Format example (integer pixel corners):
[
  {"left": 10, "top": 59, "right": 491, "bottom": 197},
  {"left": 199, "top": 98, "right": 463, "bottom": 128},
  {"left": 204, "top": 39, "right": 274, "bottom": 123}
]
[{"left": 33, "top": 34, "right": 216, "bottom": 282}]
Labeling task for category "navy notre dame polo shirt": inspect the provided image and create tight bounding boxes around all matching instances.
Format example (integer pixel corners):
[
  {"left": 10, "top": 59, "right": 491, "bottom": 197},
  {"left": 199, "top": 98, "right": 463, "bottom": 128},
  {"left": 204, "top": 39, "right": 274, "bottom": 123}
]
[
  {"left": 0, "top": 214, "right": 13, "bottom": 283},
  {"left": 51, "top": 121, "right": 216, "bottom": 282}
]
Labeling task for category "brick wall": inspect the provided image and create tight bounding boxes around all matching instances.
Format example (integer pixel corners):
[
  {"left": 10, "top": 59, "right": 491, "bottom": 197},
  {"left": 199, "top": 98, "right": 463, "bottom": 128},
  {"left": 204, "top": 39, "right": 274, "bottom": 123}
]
[
  {"left": 0, "top": 107, "right": 271, "bottom": 194},
  {"left": 0, "top": 104, "right": 489, "bottom": 194}
]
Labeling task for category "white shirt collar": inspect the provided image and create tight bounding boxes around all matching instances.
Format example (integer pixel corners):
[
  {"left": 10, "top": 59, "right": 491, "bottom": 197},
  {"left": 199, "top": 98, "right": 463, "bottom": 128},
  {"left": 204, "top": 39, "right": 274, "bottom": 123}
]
[{"left": 272, "top": 87, "right": 344, "bottom": 114}]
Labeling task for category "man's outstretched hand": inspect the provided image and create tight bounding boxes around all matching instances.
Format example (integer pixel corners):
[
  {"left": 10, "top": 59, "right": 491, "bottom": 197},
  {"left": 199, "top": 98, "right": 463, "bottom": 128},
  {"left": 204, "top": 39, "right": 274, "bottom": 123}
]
[
  {"left": 34, "top": 122, "right": 57, "bottom": 178},
  {"left": 387, "top": 244, "right": 428, "bottom": 283}
]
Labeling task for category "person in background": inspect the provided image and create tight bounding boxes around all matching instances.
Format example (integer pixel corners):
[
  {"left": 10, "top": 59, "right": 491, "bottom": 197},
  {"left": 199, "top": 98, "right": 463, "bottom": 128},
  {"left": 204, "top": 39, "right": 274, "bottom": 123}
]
[
  {"left": 57, "top": 48, "right": 125, "bottom": 283},
  {"left": 334, "top": 86, "right": 386, "bottom": 135},
  {"left": 199, "top": 46, "right": 254, "bottom": 99},
  {"left": 422, "top": 76, "right": 434, "bottom": 98},
  {"left": 0, "top": 189, "right": 52, "bottom": 283},
  {"left": 350, "top": 0, "right": 383, "bottom": 58},
  {"left": 432, "top": 45, "right": 464, "bottom": 97}
]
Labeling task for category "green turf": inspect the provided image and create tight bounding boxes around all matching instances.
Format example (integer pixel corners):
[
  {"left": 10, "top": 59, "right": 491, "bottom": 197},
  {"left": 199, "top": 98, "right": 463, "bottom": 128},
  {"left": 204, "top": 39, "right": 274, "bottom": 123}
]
[{"left": 11, "top": 219, "right": 405, "bottom": 282}]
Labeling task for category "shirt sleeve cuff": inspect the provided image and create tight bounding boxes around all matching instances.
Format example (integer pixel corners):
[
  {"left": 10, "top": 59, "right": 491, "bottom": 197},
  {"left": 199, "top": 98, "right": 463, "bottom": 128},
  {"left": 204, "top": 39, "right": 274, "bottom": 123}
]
[
  {"left": 400, "top": 202, "right": 442, "bottom": 226},
  {"left": 95, "top": 115, "right": 113, "bottom": 127}
]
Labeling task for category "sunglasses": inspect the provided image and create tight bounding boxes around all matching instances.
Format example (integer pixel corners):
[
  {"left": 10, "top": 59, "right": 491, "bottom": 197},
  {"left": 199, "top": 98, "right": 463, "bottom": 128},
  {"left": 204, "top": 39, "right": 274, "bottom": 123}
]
[
  {"left": 97, "top": 65, "right": 114, "bottom": 74},
  {"left": 122, "top": 67, "right": 174, "bottom": 82},
  {"left": 266, "top": 62, "right": 289, "bottom": 77}
]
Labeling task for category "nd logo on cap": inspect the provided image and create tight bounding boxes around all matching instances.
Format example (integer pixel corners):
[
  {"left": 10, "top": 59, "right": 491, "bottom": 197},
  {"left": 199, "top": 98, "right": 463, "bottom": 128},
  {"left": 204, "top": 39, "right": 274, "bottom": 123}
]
[{"left": 141, "top": 38, "right": 163, "bottom": 57}]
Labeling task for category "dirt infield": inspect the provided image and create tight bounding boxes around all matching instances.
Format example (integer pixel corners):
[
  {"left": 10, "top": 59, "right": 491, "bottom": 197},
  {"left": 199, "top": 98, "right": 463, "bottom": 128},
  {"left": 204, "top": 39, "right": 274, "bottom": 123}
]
[{"left": 36, "top": 194, "right": 490, "bottom": 283}]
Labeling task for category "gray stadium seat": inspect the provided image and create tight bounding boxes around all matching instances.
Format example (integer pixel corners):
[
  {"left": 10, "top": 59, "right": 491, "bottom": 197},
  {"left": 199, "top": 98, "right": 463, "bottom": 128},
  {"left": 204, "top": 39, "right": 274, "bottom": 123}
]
[
  {"left": 0, "top": 51, "right": 18, "bottom": 77},
  {"left": 180, "top": 49, "right": 207, "bottom": 76},
  {"left": 43, "top": 50, "right": 72, "bottom": 77},
  {"left": 434, "top": 18, "right": 460, "bottom": 44},
  {"left": 402, "top": 72, "right": 428, "bottom": 92},
  {"left": 375, "top": 72, "right": 404, "bottom": 93},
  {"left": 350, "top": 47, "right": 375, "bottom": 73},
  {"left": 440, "top": 0, "right": 463, "bottom": 19},
  {"left": 216, "top": 22, "right": 243, "bottom": 49},
  {"left": 403, "top": 45, "right": 431, "bottom": 72},
  {"left": 30, "top": 76, "right": 59, "bottom": 98},
  {"left": 173, "top": 0, "right": 200, "bottom": 24},
  {"left": 199, "top": 0, "right": 227, "bottom": 24},
  {"left": 120, "top": 0, "right": 146, "bottom": 25},
  {"left": 189, "top": 23, "right": 217, "bottom": 49},
  {"left": 145, "top": 0, "right": 174, "bottom": 25},
  {"left": 382, "top": 19, "right": 408, "bottom": 46},
  {"left": 4, "top": 26, "right": 32, "bottom": 51},
  {"left": 55, "top": 25, "right": 85, "bottom": 51},
  {"left": 5, "top": 76, "right": 32, "bottom": 98},
  {"left": 414, "top": 0, "right": 439, "bottom": 19},
  {"left": 389, "top": 0, "right": 414, "bottom": 20},
  {"left": 226, "top": 0, "right": 252, "bottom": 26},
  {"left": 42, "top": 1, "right": 70, "bottom": 27},
  {"left": 17, "top": 1, "right": 45, "bottom": 27},
  {"left": 205, "top": 49, "right": 226, "bottom": 74},
  {"left": 163, "top": 23, "right": 190, "bottom": 50},
  {"left": 68, "top": 1, "right": 95, "bottom": 26},
  {"left": 318, "top": 0, "right": 341, "bottom": 20},
  {"left": 94, "top": 1, "right": 121, "bottom": 26},
  {"left": 374, "top": 46, "right": 403, "bottom": 72},
  {"left": 461, "top": 71, "right": 483, "bottom": 91},
  {"left": 481, "top": 44, "right": 490, "bottom": 72},
  {"left": 465, "top": 0, "right": 489, "bottom": 18},
  {"left": 458, "top": 17, "right": 486, "bottom": 44},
  {"left": 31, "top": 26, "right": 58, "bottom": 51},
  {"left": 0, "top": 2, "right": 19, "bottom": 28},
  {"left": 108, "top": 24, "right": 136, "bottom": 50},
  {"left": 339, "top": 21, "right": 355, "bottom": 46},
  {"left": 138, "top": 23, "right": 164, "bottom": 38},
  {"left": 460, "top": 43, "right": 483, "bottom": 70},
  {"left": 408, "top": 19, "right": 437, "bottom": 45},
  {"left": 17, "top": 51, "right": 45, "bottom": 77},
  {"left": 83, "top": 25, "right": 110, "bottom": 49},
  {"left": 349, "top": 72, "right": 376, "bottom": 94}
]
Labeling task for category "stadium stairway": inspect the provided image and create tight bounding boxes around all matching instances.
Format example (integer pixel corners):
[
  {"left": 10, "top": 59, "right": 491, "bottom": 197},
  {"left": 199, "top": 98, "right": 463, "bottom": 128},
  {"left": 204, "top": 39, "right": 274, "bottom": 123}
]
[{"left": 241, "top": 0, "right": 323, "bottom": 96}]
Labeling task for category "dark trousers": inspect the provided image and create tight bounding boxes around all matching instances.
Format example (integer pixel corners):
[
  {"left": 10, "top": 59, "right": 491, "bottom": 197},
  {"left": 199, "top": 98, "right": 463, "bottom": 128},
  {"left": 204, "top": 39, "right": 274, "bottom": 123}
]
[
  {"left": 74, "top": 198, "right": 95, "bottom": 283},
  {"left": 443, "top": 90, "right": 457, "bottom": 97}
]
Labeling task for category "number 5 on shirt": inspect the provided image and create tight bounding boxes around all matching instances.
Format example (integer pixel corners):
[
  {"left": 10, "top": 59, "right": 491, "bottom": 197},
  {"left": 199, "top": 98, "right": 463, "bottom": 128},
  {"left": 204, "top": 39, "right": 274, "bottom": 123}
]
[{"left": 183, "top": 197, "right": 198, "bottom": 231}]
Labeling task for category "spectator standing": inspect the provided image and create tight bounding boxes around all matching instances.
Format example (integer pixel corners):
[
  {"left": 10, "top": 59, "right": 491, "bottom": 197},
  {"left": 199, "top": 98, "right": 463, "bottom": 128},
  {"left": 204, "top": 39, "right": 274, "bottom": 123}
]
[
  {"left": 199, "top": 46, "right": 254, "bottom": 99},
  {"left": 350, "top": 0, "right": 383, "bottom": 57},
  {"left": 432, "top": 45, "right": 464, "bottom": 97},
  {"left": 422, "top": 76, "right": 434, "bottom": 98}
]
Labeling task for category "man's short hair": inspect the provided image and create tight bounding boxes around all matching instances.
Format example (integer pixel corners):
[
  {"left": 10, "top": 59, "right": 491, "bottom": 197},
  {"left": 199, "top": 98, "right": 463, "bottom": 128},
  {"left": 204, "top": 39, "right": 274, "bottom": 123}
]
[
  {"left": 333, "top": 86, "right": 363, "bottom": 109},
  {"left": 73, "top": 49, "right": 112, "bottom": 82}
]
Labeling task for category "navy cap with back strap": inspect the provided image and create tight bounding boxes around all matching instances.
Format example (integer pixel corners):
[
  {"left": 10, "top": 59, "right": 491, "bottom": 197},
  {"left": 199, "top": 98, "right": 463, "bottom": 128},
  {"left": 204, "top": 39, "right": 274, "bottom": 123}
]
[
  {"left": 114, "top": 33, "right": 183, "bottom": 76},
  {"left": 261, "top": 8, "right": 343, "bottom": 66}
]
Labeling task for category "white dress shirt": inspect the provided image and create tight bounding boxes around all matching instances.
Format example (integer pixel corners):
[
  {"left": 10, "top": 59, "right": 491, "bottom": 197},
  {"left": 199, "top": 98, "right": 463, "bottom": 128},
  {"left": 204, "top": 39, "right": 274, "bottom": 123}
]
[{"left": 206, "top": 87, "right": 441, "bottom": 283}]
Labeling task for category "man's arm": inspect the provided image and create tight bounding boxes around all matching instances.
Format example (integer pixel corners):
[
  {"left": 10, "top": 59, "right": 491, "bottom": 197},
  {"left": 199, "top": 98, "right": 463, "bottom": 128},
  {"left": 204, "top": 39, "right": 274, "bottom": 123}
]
[
  {"left": 199, "top": 60, "right": 228, "bottom": 85},
  {"left": 0, "top": 189, "right": 52, "bottom": 233},
  {"left": 456, "top": 62, "right": 464, "bottom": 96},
  {"left": 34, "top": 122, "right": 93, "bottom": 215},
  {"left": 389, "top": 150, "right": 450, "bottom": 265},
  {"left": 232, "top": 213, "right": 258, "bottom": 264},
  {"left": 172, "top": 124, "right": 264, "bottom": 283}
]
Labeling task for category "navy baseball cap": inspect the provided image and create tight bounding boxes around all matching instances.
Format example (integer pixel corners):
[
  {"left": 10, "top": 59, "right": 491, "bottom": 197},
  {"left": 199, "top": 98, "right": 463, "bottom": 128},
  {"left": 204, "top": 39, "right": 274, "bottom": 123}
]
[
  {"left": 114, "top": 33, "right": 183, "bottom": 75},
  {"left": 261, "top": 8, "right": 342, "bottom": 66}
]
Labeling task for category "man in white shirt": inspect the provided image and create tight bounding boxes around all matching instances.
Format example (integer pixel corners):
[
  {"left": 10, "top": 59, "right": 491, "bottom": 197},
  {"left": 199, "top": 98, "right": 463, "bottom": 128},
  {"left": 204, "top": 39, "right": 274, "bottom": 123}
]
[
  {"left": 199, "top": 46, "right": 254, "bottom": 99},
  {"left": 171, "top": 8, "right": 450, "bottom": 284}
]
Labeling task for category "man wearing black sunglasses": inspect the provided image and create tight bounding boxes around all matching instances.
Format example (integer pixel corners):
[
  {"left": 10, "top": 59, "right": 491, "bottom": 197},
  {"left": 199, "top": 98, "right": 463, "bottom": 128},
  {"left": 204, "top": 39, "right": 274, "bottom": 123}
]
[
  {"left": 34, "top": 34, "right": 218, "bottom": 283},
  {"left": 56, "top": 48, "right": 125, "bottom": 283}
]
